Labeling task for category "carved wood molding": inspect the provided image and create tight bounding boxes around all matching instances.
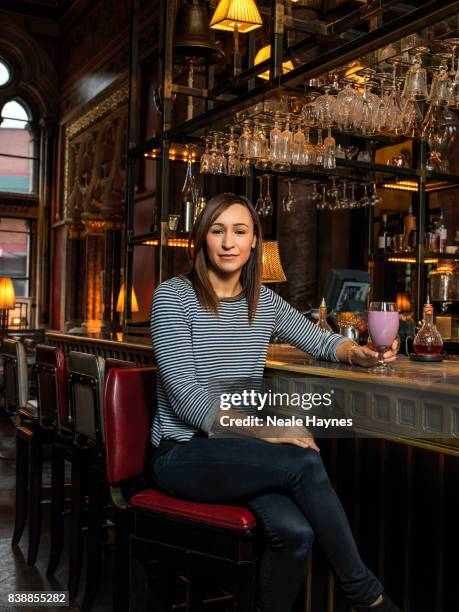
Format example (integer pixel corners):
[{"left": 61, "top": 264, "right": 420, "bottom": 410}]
[{"left": 63, "top": 81, "right": 129, "bottom": 221}]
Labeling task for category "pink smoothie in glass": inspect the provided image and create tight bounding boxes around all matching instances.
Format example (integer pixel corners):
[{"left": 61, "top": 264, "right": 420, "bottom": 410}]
[{"left": 367, "top": 311, "right": 399, "bottom": 348}]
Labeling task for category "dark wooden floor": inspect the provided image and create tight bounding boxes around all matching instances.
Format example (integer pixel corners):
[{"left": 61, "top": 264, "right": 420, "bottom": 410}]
[
  {"left": 0, "top": 413, "right": 114, "bottom": 612},
  {"left": 0, "top": 413, "right": 238, "bottom": 612}
]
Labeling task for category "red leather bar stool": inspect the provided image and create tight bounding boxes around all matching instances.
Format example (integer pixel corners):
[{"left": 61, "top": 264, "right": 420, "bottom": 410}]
[{"left": 104, "top": 367, "right": 261, "bottom": 612}]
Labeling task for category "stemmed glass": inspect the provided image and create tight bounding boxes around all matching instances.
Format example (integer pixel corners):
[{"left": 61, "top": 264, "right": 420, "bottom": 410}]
[
  {"left": 348, "top": 182, "right": 358, "bottom": 209},
  {"left": 255, "top": 176, "right": 265, "bottom": 215},
  {"left": 403, "top": 49, "right": 429, "bottom": 101},
  {"left": 310, "top": 182, "right": 322, "bottom": 207},
  {"left": 370, "top": 182, "right": 383, "bottom": 207},
  {"left": 200, "top": 137, "right": 212, "bottom": 174},
  {"left": 323, "top": 127, "right": 336, "bottom": 169},
  {"left": 263, "top": 175, "right": 273, "bottom": 216},
  {"left": 367, "top": 302, "right": 399, "bottom": 375},
  {"left": 359, "top": 184, "right": 371, "bottom": 207},
  {"left": 282, "top": 180, "right": 296, "bottom": 213},
  {"left": 327, "top": 177, "right": 340, "bottom": 209},
  {"left": 339, "top": 179, "right": 350, "bottom": 209}
]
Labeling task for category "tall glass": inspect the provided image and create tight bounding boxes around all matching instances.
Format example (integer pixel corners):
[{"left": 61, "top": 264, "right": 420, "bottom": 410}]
[{"left": 367, "top": 302, "right": 399, "bottom": 375}]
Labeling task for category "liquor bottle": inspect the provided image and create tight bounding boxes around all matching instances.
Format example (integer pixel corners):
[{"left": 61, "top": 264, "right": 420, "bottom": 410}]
[
  {"left": 413, "top": 297, "right": 443, "bottom": 356},
  {"left": 316, "top": 298, "right": 333, "bottom": 332},
  {"left": 403, "top": 204, "right": 417, "bottom": 250},
  {"left": 435, "top": 208, "right": 447, "bottom": 253},
  {"left": 378, "top": 214, "right": 391, "bottom": 252}
]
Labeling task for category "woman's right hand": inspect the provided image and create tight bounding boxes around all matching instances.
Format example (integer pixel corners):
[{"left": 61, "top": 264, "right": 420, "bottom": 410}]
[{"left": 260, "top": 425, "right": 320, "bottom": 453}]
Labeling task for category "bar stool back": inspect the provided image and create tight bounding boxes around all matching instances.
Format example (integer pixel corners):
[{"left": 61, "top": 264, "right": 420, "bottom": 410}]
[
  {"left": 68, "top": 351, "right": 105, "bottom": 450},
  {"left": 35, "top": 345, "right": 69, "bottom": 431},
  {"left": 2, "top": 338, "right": 30, "bottom": 416}
]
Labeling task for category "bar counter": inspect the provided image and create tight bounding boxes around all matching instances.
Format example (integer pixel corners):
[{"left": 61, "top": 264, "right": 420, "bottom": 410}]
[
  {"left": 46, "top": 331, "right": 459, "bottom": 453},
  {"left": 46, "top": 331, "right": 459, "bottom": 610}
]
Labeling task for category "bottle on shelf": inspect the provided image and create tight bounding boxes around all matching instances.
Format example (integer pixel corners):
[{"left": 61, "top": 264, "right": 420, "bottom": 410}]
[
  {"left": 403, "top": 204, "right": 417, "bottom": 251},
  {"left": 413, "top": 297, "right": 444, "bottom": 356},
  {"left": 425, "top": 218, "right": 436, "bottom": 252},
  {"left": 435, "top": 208, "right": 447, "bottom": 253},
  {"left": 316, "top": 298, "right": 333, "bottom": 332},
  {"left": 378, "top": 214, "right": 391, "bottom": 252},
  {"left": 181, "top": 153, "right": 199, "bottom": 232}
]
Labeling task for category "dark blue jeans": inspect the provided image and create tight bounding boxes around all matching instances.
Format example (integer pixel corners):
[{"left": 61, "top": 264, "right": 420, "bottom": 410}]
[{"left": 150, "top": 435, "right": 384, "bottom": 612}]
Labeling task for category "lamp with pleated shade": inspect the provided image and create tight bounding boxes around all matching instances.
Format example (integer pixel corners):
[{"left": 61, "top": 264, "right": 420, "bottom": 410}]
[
  {"left": 209, "top": 0, "right": 263, "bottom": 32},
  {"left": 254, "top": 44, "right": 294, "bottom": 80},
  {"left": 0, "top": 276, "right": 15, "bottom": 338},
  {"left": 262, "top": 241, "right": 287, "bottom": 283},
  {"left": 116, "top": 284, "right": 139, "bottom": 313},
  {"left": 209, "top": 0, "right": 263, "bottom": 74}
]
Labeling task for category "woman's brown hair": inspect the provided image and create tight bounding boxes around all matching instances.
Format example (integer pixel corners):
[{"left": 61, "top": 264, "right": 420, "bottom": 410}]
[{"left": 182, "top": 193, "right": 263, "bottom": 323}]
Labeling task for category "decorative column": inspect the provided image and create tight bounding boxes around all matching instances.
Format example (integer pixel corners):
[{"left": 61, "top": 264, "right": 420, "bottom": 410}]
[{"left": 100, "top": 218, "right": 124, "bottom": 332}]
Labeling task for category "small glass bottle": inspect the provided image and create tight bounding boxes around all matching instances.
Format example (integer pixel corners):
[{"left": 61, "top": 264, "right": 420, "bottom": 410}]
[
  {"left": 316, "top": 298, "right": 333, "bottom": 332},
  {"left": 413, "top": 298, "right": 443, "bottom": 356}
]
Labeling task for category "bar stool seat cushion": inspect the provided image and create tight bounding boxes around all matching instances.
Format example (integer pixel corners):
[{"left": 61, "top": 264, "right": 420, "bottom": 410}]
[{"left": 129, "top": 488, "right": 257, "bottom": 532}]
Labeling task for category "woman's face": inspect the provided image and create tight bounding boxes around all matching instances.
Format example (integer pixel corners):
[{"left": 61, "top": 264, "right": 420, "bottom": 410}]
[{"left": 205, "top": 203, "right": 257, "bottom": 277}]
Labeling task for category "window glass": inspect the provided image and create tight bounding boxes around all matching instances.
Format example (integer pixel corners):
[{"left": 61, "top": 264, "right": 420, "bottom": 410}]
[
  {"left": 0, "top": 59, "right": 10, "bottom": 87},
  {"left": 0, "top": 100, "right": 37, "bottom": 194},
  {"left": 0, "top": 218, "right": 31, "bottom": 297}
]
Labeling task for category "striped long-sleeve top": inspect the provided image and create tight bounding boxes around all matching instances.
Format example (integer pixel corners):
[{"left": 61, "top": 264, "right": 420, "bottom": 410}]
[{"left": 149, "top": 275, "right": 346, "bottom": 446}]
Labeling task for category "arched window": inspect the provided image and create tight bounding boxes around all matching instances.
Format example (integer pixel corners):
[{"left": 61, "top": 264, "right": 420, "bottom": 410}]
[
  {"left": 0, "top": 58, "right": 11, "bottom": 87},
  {"left": 0, "top": 99, "right": 38, "bottom": 194}
]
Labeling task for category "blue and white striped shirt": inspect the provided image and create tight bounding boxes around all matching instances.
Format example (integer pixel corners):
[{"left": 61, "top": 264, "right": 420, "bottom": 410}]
[{"left": 150, "top": 275, "right": 346, "bottom": 446}]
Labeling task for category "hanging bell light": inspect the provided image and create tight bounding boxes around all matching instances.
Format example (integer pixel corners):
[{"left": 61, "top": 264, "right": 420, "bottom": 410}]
[{"left": 173, "top": 0, "right": 225, "bottom": 66}]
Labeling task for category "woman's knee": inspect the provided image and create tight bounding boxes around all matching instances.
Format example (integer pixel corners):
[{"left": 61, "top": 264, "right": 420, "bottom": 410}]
[
  {"left": 271, "top": 517, "right": 315, "bottom": 559},
  {"left": 283, "top": 447, "right": 329, "bottom": 487}
]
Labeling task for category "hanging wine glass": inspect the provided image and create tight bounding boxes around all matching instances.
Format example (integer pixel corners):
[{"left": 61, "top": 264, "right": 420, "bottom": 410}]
[
  {"left": 291, "top": 123, "right": 305, "bottom": 166},
  {"left": 263, "top": 175, "right": 273, "bottom": 216},
  {"left": 339, "top": 179, "right": 350, "bottom": 210},
  {"left": 370, "top": 182, "right": 383, "bottom": 207},
  {"left": 402, "top": 49, "right": 429, "bottom": 101},
  {"left": 315, "top": 129, "right": 325, "bottom": 167},
  {"left": 359, "top": 184, "right": 371, "bottom": 207},
  {"left": 303, "top": 127, "right": 316, "bottom": 165},
  {"left": 200, "top": 137, "right": 212, "bottom": 174},
  {"left": 238, "top": 120, "right": 252, "bottom": 158},
  {"left": 323, "top": 127, "right": 336, "bottom": 169},
  {"left": 282, "top": 180, "right": 296, "bottom": 213},
  {"left": 309, "top": 181, "right": 322, "bottom": 207},
  {"left": 327, "top": 177, "right": 340, "bottom": 210},
  {"left": 256, "top": 176, "right": 265, "bottom": 215}
]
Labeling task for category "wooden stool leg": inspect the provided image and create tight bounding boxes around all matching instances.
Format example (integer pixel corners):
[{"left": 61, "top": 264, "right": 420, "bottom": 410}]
[
  {"left": 12, "top": 431, "right": 29, "bottom": 546},
  {"left": 188, "top": 570, "right": 205, "bottom": 612},
  {"left": 47, "top": 445, "right": 66, "bottom": 575},
  {"left": 81, "top": 469, "right": 105, "bottom": 612},
  {"left": 113, "top": 508, "right": 129, "bottom": 612},
  {"left": 68, "top": 452, "right": 87, "bottom": 601},
  {"left": 27, "top": 426, "right": 43, "bottom": 565}
]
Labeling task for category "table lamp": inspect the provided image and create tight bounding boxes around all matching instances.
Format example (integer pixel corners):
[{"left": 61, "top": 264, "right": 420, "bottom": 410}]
[{"left": 0, "top": 276, "right": 15, "bottom": 338}]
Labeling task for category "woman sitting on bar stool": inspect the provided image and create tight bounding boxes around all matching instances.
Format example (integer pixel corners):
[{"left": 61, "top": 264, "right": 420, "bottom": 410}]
[{"left": 149, "top": 193, "right": 400, "bottom": 612}]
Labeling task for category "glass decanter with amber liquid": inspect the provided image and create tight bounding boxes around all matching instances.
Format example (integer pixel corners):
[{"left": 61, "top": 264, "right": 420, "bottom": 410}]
[
  {"left": 316, "top": 298, "right": 333, "bottom": 332},
  {"left": 413, "top": 298, "right": 443, "bottom": 355}
]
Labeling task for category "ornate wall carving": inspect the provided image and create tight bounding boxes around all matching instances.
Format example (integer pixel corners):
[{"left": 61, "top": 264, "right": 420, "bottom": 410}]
[{"left": 62, "top": 82, "right": 128, "bottom": 332}]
